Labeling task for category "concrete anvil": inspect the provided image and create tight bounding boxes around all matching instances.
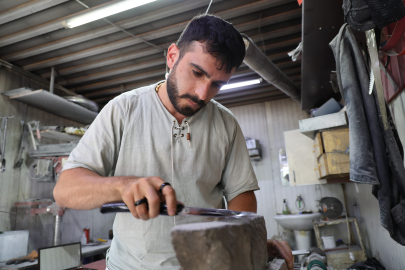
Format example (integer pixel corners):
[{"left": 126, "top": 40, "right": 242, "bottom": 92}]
[{"left": 171, "top": 215, "right": 270, "bottom": 270}]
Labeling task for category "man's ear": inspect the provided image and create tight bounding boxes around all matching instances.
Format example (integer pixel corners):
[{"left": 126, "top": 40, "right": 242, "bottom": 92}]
[{"left": 167, "top": 43, "right": 180, "bottom": 70}]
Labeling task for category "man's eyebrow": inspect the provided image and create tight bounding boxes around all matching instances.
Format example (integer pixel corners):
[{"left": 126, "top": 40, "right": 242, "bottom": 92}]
[{"left": 190, "top": 63, "right": 228, "bottom": 85}]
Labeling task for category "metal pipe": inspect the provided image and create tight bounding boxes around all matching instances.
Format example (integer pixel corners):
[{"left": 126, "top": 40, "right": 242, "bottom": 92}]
[
  {"left": 53, "top": 215, "right": 62, "bottom": 246},
  {"left": 49, "top": 67, "right": 55, "bottom": 94},
  {"left": 242, "top": 34, "right": 301, "bottom": 103},
  {"left": 0, "top": 0, "right": 69, "bottom": 25}
]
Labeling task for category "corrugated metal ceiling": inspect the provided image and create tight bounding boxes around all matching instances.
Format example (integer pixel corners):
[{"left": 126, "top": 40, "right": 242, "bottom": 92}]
[{"left": 0, "top": 0, "right": 302, "bottom": 109}]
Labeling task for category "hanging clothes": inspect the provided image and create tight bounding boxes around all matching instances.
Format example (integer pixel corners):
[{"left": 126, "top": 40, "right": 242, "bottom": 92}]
[{"left": 330, "top": 24, "right": 405, "bottom": 245}]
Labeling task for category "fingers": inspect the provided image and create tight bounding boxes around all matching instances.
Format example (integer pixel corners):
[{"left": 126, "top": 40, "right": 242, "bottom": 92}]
[
  {"left": 121, "top": 177, "right": 178, "bottom": 220},
  {"left": 267, "top": 240, "right": 294, "bottom": 270},
  {"left": 279, "top": 241, "right": 294, "bottom": 270},
  {"left": 133, "top": 181, "right": 151, "bottom": 220},
  {"left": 122, "top": 188, "right": 139, "bottom": 219},
  {"left": 143, "top": 184, "right": 160, "bottom": 219},
  {"left": 160, "top": 183, "right": 177, "bottom": 216}
]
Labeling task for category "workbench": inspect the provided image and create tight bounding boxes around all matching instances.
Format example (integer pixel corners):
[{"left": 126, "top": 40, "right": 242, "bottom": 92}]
[{"left": 0, "top": 240, "right": 111, "bottom": 270}]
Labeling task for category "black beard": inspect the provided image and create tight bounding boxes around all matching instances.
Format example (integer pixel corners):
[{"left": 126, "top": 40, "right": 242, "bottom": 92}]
[{"left": 166, "top": 64, "right": 206, "bottom": 117}]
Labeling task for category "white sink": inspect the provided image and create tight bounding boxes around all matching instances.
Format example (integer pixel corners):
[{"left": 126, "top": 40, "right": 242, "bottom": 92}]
[{"left": 274, "top": 213, "right": 322, "bottom": 231}]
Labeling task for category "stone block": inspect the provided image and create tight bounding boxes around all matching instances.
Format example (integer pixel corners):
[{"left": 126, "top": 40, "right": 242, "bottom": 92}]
[
  {"left": 171, "top": 215, "right": 268, "bottom": 270},
  {"left": 244, "top": 215, "right": 268, "bottom": 269}
]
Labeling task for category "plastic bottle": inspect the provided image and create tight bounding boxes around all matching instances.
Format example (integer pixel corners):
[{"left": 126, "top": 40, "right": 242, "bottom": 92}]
[
  {"left": 81, "top": 232, "right": 87, "bottom": 245},
  {"left": 282, "top": 199, "right": 290, "bottom": 215}
]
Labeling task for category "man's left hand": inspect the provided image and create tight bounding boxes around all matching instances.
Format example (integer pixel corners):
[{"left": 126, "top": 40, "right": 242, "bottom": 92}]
[{"left": 267, "top": 239, "right": 294, "bottom": 270}]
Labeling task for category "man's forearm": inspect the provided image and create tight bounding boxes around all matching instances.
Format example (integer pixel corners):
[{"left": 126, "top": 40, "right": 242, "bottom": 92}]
[
  {"left": 227, "top": 191, "right": 257, "bottom": 213},
  {"left": 54, "top": 167, "right": 128, "bottom": 210}
]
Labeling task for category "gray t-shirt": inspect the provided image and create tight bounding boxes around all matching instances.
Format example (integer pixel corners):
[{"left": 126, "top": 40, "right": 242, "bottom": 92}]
[{"left": 63, "top": 82, "right": 259, "bottom": 269}]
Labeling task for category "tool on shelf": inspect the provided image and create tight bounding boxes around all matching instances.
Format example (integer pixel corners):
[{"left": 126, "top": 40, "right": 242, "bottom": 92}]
[
  {"left": 0, "top": 116, "right": 14, "bottom": 172},
  {"left": 14, "top": 122, "right": 28, "bottom": 169},
  {"left": 5, "top": 250, "right": 38, "bottom": 265},
  {"left": 27, "top": 121, "right": 40, "bottom": 150}
]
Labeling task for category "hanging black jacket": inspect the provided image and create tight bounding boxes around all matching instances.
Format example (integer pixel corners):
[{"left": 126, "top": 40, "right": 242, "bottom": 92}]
[{"left": 330, "top": 24, "right": 405, "bottom": 245}]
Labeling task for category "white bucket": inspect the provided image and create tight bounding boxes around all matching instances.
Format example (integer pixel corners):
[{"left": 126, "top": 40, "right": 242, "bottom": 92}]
[{"left": 322, "top": 234, "right": 336, "bottom": 250}]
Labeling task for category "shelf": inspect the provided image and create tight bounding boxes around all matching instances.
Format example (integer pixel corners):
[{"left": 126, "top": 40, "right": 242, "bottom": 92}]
[
  {"left": 313, "top": 217, "right": 356, "bottom": 227},
  {"left": 324, "top": 244, "right": 362, "bottom": 254},
  {"left": 5, "top": 89, "right": 97, "bottom": 124},
  {"left": 299, "top": 111, "right": 348, "bottom": 139},
  {"left": 29, "top": 142, "right": 78, "bottom": 157},
  {"left": 39, "top": 129, "right": 82, "bottom": 142}
]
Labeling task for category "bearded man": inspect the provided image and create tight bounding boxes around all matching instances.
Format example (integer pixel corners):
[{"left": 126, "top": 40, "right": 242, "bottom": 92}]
[{"left": 54, "top": 14, "right": 293, "bottom": 270}]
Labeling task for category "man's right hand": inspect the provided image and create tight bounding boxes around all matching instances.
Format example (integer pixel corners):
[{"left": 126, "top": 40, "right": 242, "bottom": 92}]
[
  {"left": 54, "top": 168, "right": 178, "bottom": 221},
  {"left": 119, "top": 177, "right": 178, "bottom": 220}
]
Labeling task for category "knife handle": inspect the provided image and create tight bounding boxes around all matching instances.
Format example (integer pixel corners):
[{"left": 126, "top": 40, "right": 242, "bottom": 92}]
[{"left": 100, "top": 201, "right": 184, "bottom": 215}]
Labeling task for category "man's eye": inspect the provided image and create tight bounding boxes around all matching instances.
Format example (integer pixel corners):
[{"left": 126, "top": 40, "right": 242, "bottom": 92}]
[
  {"left": 193, "top": 70, "right": 202, "bottom": 77},
  {"left": 213, "top": 83, "right": 221, "bottom": 88}
]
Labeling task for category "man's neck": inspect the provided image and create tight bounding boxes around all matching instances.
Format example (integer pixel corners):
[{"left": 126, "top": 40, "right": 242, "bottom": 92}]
[{"left": 157, "top": 82, "right": 186, "bottom": 124}]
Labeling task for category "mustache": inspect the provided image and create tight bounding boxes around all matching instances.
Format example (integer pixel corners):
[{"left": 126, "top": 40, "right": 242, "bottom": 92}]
[{"left": 180, "top": 93, "right": 206, "bottom": 107}]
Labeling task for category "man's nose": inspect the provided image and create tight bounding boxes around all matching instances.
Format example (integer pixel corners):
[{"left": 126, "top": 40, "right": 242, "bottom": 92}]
[{"left": 195, "top": 82, "right": 210, "bottom": 101}]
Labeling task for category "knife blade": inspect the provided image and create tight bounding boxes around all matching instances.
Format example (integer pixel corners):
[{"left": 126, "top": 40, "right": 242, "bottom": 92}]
[{"left": 100, "top": 201, "right": 254, "bottom": 217}]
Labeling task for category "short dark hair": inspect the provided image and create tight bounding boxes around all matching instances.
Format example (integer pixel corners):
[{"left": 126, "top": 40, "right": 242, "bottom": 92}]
[{"left": 176, "top": 14, "right": 245, "bottom": 73}]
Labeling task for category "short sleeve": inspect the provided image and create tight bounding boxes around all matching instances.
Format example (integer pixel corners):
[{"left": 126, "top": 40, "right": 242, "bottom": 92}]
[
  {"left": 62, "top": 100, "right": 125, "bottom": 176},
  {"left": 221, "top": 121, "right": 259, "bottom": 202}
]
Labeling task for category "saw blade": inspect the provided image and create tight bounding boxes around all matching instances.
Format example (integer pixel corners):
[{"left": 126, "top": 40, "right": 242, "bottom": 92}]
[
  {"left": 369, "top": 64, "right": 375, "bottom": 95},
  {"left": 365, "top": 29, "right": 389, "bottom": 130}
]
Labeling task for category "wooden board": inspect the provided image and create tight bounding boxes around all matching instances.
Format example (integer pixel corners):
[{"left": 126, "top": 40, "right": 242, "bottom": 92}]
[
  {"left": 317, "top": 153, "right": 350, "bottom": 179},
  {"left": 326, "top": 248, "right": 367, "bottom": 269},
  {"left": 284, "top": 129, "right": 326, "bottom": 186},
  {"left": 326, "top": 152, "right": 350, "bottom": 175},
  {"left": 322, "top": 128, "right": 349, "bottom": 152},
  {"left": 317, "top": 153, "right": 329, "bottom": 178},
  {"left": 313, "top": 132, "right": 324, "bottom": 159}
]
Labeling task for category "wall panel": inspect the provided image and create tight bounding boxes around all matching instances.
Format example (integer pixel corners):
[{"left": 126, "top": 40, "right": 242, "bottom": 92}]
[{"left": 229, "top": 103, "right": 278, "bottom": 238}]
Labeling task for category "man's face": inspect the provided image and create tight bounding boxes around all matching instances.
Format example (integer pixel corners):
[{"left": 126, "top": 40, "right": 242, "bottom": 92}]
[{"left": 166, "top": 42, "right": 236, "bottom": 117}]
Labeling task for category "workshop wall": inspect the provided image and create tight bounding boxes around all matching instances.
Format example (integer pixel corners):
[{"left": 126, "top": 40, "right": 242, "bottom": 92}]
[
  {"left": 0, "top": 66, "right": 115, "bottom": 251},
  {"left": 229, "top": 98, "right": 345, "bottom": 239}
]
